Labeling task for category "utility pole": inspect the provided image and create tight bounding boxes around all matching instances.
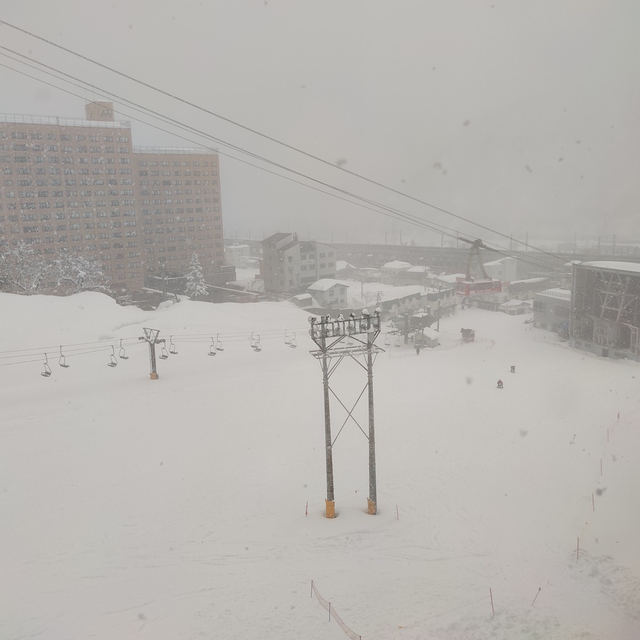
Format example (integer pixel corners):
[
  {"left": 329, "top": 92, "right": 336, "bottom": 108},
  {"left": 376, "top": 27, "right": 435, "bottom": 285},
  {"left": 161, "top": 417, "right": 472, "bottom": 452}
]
[
  {"left": 320, "top": 331, "right": 334, "bottom": 514},
  {"left": 139, "top": 327, "right": 164, "bottom": 380},
  {"left": 309, "top": 311, "right": 383, "bottom": 517},
  {"left": 366, "top": 330, "right": 377, "bottom": 514}
]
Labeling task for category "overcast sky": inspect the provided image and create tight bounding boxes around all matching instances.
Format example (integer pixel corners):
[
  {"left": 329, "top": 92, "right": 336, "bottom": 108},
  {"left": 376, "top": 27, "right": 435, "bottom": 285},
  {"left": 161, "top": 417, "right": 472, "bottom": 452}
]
[{"left": 1, "top": 1, "right": 639, "bottom": 250}]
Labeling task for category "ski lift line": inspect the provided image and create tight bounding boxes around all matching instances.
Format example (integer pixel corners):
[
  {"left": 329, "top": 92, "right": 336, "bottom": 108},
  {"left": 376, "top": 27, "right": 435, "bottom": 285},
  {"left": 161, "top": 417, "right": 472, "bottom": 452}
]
[
  {"left": 0, "top": 337, "right": 142, "bottom": 359},
  {"left": 0, "top": 24, "right": 569, "bottom": 266},
  {"left": 0, "top": 342, "right": 145, "bottom": 367},
  {"left": 0, "top": 54, "right": 569, "bottom": 275}
]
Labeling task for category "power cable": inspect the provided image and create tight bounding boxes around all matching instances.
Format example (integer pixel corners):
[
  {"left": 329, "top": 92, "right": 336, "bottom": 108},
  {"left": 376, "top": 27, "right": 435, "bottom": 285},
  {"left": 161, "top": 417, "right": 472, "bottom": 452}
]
[
  {"left": 0, "top": 50, "right": 567, "bottom": 276},
  {"left": 0, "top": 20, "right": 569, "bottom": 263}
]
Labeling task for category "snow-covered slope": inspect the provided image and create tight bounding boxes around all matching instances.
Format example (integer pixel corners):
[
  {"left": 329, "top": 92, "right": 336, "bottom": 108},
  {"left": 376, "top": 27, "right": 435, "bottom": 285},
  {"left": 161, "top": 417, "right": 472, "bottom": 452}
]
[{"left": 1, "top": 292, "right": 638, "bottom": 639}]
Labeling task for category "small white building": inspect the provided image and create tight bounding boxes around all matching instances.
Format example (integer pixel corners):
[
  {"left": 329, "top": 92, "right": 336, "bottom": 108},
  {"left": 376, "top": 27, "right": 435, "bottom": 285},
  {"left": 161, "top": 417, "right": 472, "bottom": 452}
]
[
  {"left": 499, "top": 299, "right": 532, "bottom": 315},
  {"left": 484, "top": 257, "right": 517, "bottom": 283},
  {"left": 225, "top": 244, "right": 251, "bottom": 268},
  {"left": 307, "top": 279, "right": 350, "bottom": 308},
  {"left": 416, "top": 326, "right": 440, "bottom": 348},
  {"left": 381, "top": 260, "right": 412, "bottom": 276}
]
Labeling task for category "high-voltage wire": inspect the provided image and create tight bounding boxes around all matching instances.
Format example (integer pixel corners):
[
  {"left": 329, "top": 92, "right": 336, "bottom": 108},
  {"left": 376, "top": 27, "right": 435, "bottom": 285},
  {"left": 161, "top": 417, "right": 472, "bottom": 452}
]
[
  {"left": 0, "top": 21, "right": 570, "bottom": 268},
  {"left": 0, "top": 51, "right": 568, "bottom": 277}
]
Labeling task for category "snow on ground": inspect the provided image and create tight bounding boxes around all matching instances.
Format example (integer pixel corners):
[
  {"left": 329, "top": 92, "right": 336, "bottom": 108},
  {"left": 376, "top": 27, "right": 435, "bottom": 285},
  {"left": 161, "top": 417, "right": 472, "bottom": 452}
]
[{"left": 1, "top": 292, "right": 639, "bottom": 639}]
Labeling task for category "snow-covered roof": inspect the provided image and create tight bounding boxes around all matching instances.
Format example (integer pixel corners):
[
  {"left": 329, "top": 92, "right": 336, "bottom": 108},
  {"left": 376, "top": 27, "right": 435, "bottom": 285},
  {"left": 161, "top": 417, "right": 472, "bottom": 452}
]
[
  {"left": 382, "top": 260, "right": 412, "bottom": 270},
  {"left": 422, "top": 327, "right": 440, "bottom": 339},
  {"left": 580, "top": 261, "right": 640, "bottom": 274},
  {"left": 336, "top": 260, "right": 355, "bottom": 271},
  {"left": 484, "top": 257, "right": 513, "bottom": 266},
  {"left": 501, "top": 299, "right": 531, "bottom": 307},
  {"left": 406, "top": 266, "right": 430, "bottom": 273},
  {"left": 538, "top": 288, "right": 571, "bottom": 300},
  {"left": 307, "top": 279, "right": 350, "bottom": 292},
  {"left": 510, "top": 277, "right": 547, "bottom": 285},
  {"left": 435, "top": 273, "right": 464, "bottom": 283},
  {"left": 226, "top": 244, "right": 249, "bottom": 250}
]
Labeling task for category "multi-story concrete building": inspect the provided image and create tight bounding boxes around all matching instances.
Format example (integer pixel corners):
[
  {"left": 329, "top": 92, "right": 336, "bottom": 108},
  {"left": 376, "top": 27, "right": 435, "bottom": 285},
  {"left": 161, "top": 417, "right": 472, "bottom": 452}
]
[
  {"left": 133, "top": 147, "right": 223, "bottom": 279},
  {"left": 261, "top": 232, "right": 337, "bottom": 294},
  {"left": 533, "top": 288, "right": 571, "bottom": 336},
  {"left": 570, "top": 261, "right": 640, "bottom": 359},
  {"left": 0, "top": 102, "right": 224, "bottom": 293}
]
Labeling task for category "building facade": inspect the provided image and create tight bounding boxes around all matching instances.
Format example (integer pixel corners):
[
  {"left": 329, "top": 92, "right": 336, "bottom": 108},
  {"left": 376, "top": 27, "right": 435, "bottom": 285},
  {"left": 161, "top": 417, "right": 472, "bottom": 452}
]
[
  {"left": 0, "top": 102, "right": 224, "bottom": 293},
  {"left": 533, "top": 288, "right": 571, "bottom": 336},
  {"left": 307, "top": 279, "right": 349, "bottom": 308},
  {"left": 133, "top": 147, "right": 223, "bottom": 280},
  {"left": 261, "top": 232, "right": 337, "bottom": 294},
  {"left": 570, "top": 261, "right": 640, "bottom": 359}
]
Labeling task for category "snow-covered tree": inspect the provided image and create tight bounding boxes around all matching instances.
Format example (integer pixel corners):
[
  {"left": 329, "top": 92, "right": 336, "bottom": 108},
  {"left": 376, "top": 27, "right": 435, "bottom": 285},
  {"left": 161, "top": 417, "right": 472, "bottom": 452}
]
[
  {"left": 0, "top": 242, "right": 50, "bottom": 295},
  {"left": 185, "top": 254, "right": 208, "bottom": 298},
  {"left": 54, "top": 249, "right": 110, "bottom": 295}
]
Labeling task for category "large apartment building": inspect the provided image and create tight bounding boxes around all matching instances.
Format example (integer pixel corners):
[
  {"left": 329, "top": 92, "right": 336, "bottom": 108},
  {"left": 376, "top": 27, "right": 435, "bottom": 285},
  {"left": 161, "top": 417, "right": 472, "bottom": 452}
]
[
  {"left": 133, "top": 147, "right": 223, "bottom": 278},
  {"left": 0, "top": 102, "right": 224, "bottom": 293}
]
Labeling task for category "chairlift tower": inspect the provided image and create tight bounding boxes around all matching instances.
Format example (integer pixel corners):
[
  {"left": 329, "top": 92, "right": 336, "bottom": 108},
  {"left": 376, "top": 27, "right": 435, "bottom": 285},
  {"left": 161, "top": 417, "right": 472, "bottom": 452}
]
[
  {"left": 139, "top": 327, "right": 165, "bottom": 380},
  {"left": 309, "top": 310, "right": 384, "bottom": 518}
]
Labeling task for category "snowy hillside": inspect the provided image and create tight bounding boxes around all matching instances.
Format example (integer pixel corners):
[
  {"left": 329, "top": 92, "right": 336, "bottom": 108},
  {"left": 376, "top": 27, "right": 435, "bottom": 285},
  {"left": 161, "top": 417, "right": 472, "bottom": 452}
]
[{"left": 1, "top": 292, "right": 639, "bottom": 639}]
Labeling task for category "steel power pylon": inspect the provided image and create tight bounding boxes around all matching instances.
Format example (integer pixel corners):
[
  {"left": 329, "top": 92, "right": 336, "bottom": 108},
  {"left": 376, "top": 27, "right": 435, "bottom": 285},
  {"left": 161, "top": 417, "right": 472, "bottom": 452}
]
[{"left": 308, "top": 310, "right": 384, "bottom": 518}]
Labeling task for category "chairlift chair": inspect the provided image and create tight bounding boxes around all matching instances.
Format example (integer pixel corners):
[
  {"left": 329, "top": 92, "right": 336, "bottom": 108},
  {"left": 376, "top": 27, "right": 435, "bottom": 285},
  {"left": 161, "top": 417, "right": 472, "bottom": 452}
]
[
  {"left": 169, "top": 336, "right": 178, "bottom": 355},
  {"left": 284, "top": 330, "right": 291, "bottom": 345},
  {"left": 119, "top": 339, "right": 129, "bottom": 360},
  {"left": 159, "top": 342, "right": 169, "bottom": 360},
  {"left": 59, "top": 346, "right": 69, "bottom": 368},
  {"left": 384, "top": 332, "right": 391, "bottom": 346},
  {"left": 215, "top": 333, "right": 224, "bottom": 351},
  {"left": 41, "top": 353, "right": 52, "bottom": 377},
  {"left": 290, "top": 333, "right": 297, "bottom": 348},
  {"left": 252, "top": 333, "right": 262, "bottom": 352},
  {"left": 108, "top": 345, "right": 118, "bottom": 367},
  {"left": 208, "top": 338, "right": 217, "bottom": 356}
]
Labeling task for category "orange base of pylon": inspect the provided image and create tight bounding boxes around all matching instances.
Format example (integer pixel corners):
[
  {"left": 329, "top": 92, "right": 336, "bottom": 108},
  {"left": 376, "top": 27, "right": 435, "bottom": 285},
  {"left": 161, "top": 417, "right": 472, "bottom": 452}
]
[
  {"left": 150, "top": 371, "right": 159, "bottom": 380},
  {"left": 367, "top": 498, "right": 377, "bottom": 515},
  {"left": 325, "top": 500, "right": 335, "bottom": 519}
]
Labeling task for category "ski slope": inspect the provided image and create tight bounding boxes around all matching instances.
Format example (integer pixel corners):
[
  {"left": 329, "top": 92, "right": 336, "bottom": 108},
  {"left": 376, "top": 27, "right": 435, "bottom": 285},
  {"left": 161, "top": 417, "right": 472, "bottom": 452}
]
[{"left": 1, "top": 292, "right": 639, "bottom": 639}]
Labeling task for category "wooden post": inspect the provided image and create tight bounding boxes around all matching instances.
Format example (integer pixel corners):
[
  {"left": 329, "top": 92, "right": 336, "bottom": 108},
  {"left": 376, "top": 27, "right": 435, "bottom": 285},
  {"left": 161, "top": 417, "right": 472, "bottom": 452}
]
[{"left": 489, "top": 588, "right": 495, "bottom": 615}]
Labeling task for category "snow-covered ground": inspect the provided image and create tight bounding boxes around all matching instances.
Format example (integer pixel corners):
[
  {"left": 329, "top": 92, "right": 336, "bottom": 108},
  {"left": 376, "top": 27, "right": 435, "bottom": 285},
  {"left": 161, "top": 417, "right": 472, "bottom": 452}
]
[{"left": 1, "top": 292, "right": 639, "bottom": 639}]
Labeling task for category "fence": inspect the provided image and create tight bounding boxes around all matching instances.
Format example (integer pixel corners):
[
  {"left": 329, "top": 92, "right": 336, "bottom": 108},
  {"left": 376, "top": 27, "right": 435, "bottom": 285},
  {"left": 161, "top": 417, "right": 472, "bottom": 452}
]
[{"left": 311, "top": 580, "right": 361, "bottom": 640}]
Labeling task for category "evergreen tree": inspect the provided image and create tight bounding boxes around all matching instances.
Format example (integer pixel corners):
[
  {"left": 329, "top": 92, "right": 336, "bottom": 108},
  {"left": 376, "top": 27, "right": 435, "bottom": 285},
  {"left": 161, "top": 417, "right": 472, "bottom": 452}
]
[{"left": 185, "top": 254, "right": 208, "bottom": 298}]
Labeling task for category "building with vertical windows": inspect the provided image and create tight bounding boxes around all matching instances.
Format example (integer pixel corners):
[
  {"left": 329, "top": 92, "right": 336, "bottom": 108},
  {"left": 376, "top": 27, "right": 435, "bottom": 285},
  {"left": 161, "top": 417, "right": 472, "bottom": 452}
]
[
  {"left": 261, "top": 232, "right": 337, "bottom": 294},
  {"left": 0, "top": 102, "right": 224, "bottom": 293},
  {"left": 570, "top": 261, "right": 640, "bottom": 359},
  {"left": 133, "top": 148, "right": 224, "bottom": 279}
]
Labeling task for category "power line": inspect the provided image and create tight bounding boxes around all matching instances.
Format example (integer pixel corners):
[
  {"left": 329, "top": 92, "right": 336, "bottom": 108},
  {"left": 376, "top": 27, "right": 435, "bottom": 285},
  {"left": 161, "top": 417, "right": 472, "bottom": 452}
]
[
  {"left": 0, "top": 20, "right": 568, "bottom": 264},
  {"left": 0, "top": 51, "right": 567, "bottom": 276}
]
